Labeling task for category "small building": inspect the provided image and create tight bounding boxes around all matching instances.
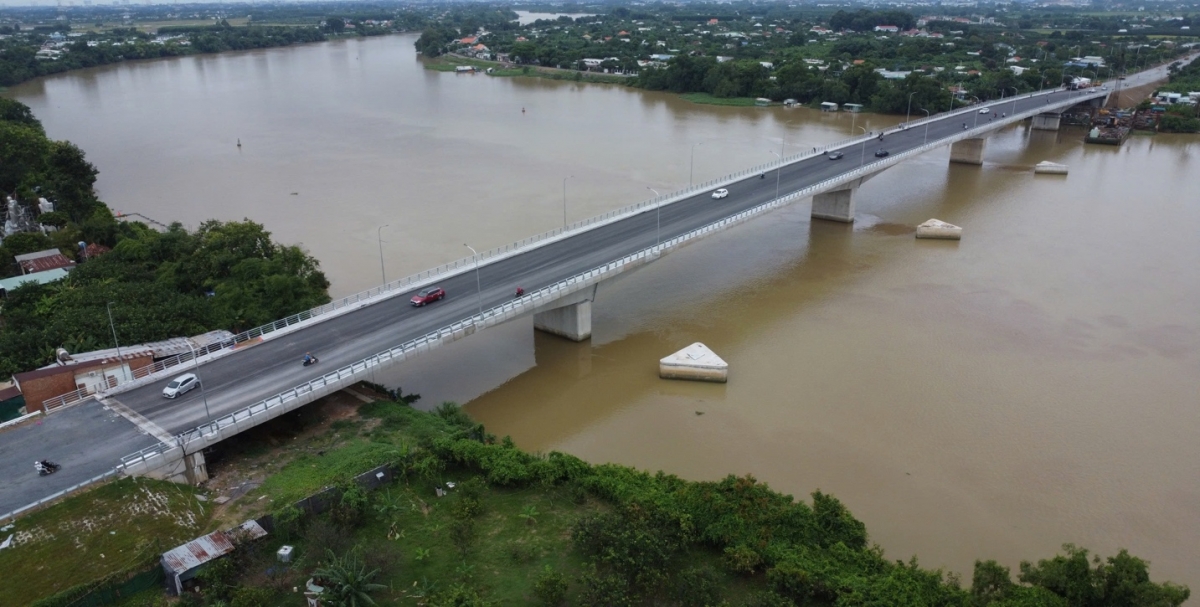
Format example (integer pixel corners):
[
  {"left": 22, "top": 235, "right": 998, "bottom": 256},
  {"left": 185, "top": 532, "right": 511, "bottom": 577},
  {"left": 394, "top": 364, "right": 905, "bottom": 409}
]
[
  {"left": 162, "top": 520, "right": 268, "bottom": 595},
  {"left": 14, "top": 353, "right": 152, "bottom": 413},
  {"left": 784, "top": 98, "right": 799, "bottom": 107},
  {"left": 0, "top": 268, "right": 69, "bottom": 297},
  {"left": 14, "top": 249, "right": 75, "bottom": 274},
  {"left": 843, "top": 103, "right": 864, "bottom": 113},
  {"left": 820, "top": 101, "right": 839, "bottom": 111},
  {"left": 754, "top": 98, "right": 771, "bottom": 106}
]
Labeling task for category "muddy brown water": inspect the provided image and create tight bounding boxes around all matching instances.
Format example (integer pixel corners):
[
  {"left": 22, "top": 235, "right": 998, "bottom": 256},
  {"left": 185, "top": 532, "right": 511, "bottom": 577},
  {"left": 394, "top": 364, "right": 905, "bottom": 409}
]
[{"left": 7, "top": 34, "right": 1199, "bottom": 588}]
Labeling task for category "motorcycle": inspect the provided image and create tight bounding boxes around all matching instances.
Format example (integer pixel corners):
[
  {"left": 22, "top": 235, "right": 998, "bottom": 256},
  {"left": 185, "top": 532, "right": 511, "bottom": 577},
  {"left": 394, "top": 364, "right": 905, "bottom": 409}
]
[
  {"left": 36, "top": 460, "right": 60, "bottom": 476},
  {"left": 515, "top": 287, "right": 525, "bottom": 298},
  {"left": 303, "top": 356, "right": 319, "bottom": 367},
  {"left": 759, "top": 173, "right": 765, "bottom": 179}
]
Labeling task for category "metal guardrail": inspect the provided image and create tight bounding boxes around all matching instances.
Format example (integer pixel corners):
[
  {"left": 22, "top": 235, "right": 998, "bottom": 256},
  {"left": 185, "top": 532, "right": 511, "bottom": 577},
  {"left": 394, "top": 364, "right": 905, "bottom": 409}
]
[
  {"left": 0, "top": 468, "right": 120, "bottom": 524},
  {"left": 116, "top": 90, "right": 1105, "bottom": 470},
  {"left": 51, "top": 84, "right": 1106, "bottom": 418}
]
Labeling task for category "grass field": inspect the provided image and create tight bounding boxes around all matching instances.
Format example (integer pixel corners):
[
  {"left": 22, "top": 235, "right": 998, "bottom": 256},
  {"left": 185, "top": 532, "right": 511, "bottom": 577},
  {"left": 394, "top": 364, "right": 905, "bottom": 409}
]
[{"left": 0, "top": 477, "right": 211, "bottom": 605}]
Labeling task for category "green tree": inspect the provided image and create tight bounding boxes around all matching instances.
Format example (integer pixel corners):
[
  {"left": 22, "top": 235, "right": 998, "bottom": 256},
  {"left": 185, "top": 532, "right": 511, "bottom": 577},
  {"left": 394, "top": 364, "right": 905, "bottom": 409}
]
[{"left": 326, "top": 17, "right": 346, "bottom": 33}]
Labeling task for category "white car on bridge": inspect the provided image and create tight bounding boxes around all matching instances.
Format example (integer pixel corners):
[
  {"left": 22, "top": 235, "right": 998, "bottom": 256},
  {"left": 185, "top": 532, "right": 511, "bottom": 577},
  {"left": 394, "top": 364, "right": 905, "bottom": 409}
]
[
  {"left": 162, "top": 373, "right": 200, "bottom": 399},
  {"left": 979, "top": 107, "right": 991, "bottom": 114},
  {"left": 711, "top": 188, "right": 729, "bottom": 199}
]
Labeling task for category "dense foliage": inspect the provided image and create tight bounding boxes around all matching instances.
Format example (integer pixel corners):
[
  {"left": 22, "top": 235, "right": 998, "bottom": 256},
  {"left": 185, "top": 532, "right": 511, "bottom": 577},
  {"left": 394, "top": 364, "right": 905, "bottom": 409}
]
[
  {"left": 238, "top": 399, "right": 1190, "bottom": 607},
  {"left": 0, "top": 101, "right": 330, "bottom": 376}
]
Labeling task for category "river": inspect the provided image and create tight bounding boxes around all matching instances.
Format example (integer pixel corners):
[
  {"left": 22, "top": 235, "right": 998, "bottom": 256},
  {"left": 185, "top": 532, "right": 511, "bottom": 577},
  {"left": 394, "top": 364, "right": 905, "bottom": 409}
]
[{"left": 6, "top": 34, "right": 1198, "bottom": 588}]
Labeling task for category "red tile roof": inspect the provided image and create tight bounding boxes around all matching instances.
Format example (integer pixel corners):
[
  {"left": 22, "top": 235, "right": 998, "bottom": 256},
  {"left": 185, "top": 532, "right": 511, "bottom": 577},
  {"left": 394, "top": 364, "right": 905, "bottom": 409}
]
[{"left": 18, "top": 253, "right": 74, "bottom": 274}]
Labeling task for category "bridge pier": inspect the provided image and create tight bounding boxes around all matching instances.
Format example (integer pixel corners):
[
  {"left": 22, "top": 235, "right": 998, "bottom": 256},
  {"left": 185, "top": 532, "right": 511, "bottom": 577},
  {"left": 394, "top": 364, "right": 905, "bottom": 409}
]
[
  {"left": 533, "top": 286, "right": 596, "bottom": 342},
  {"left": 1031, "top": 113, "right": 1062, "bottom": 131},
  {"left": 811, "top": 180, "right": 861, "bottom": 223},
  {"left": 950, "top": 138, "right": 986, "bottom": 165}
]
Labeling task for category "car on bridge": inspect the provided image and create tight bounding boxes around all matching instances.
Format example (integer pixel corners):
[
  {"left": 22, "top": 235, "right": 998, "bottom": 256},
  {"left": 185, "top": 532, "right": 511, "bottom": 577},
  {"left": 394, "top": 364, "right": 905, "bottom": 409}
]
[
  {"left": 874, "top": 149, "right": 889, "bottom": 158},
  {"left": 711, "top": 188, "right": 729, "bottom": 199},
  {"left": 979, "top": 107, "right": 991, "bottom": 114},
  {"left": 410, "top": 287, "right": 446, "bottom": 306},
  {"left": 162, "top": 373, "right": 199, "bottom": 399},
  {"left": 827, "top": 151, "right": 844, "bottom": 160}
]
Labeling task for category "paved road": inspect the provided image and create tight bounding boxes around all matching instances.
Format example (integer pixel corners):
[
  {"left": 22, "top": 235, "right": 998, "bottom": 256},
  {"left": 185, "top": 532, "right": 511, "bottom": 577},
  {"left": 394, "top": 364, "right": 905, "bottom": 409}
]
[
  {"left": 0, "top": 401, "right": 159, "bottom": 516},
  {"left": 108, "top": 86, "right": 1110, "bottom": 437}
]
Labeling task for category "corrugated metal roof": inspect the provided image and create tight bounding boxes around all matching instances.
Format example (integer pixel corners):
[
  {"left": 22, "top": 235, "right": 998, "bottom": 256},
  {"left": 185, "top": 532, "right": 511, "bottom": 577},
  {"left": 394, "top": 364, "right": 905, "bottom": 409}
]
[
  {"left": 0, "top": 268, "right": 69, "bottom": 292},
  {"left": 161, "top": 520, "right": 267, "bottom": 575}
]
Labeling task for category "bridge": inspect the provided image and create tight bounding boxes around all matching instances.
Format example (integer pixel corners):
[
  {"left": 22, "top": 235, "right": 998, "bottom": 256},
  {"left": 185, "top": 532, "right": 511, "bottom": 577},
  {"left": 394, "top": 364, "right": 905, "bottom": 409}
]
[{"left": 0, "top": 80, "right": 1131, "bottom": 517}]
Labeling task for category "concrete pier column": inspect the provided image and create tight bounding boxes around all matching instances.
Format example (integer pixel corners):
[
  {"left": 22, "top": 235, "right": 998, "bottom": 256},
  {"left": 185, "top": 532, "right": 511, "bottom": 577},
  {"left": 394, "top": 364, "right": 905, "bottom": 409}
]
[
  {"left": 183, "top": 451, "right": 209, "bottom": 484},
  {"left": 1031, "top": 113, "right": 1062, "bottom": 131},
  {"left": 950, "top": 138, "right": 986, "bottom": 165},
  {"left": 534, "top": 300, "right": 592, "bottom": 341},
  {"left": 811, "top": 183, "right": 858, "bottom": 223}
]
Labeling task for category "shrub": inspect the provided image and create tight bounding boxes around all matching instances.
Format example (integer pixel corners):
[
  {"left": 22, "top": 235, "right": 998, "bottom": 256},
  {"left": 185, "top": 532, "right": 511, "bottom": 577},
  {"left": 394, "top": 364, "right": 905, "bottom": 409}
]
[
  {"left": 533, "top": 566, "right": 569, "bottom": 607},
  {"left": 671, "top": 565, "right": 724, "bottom": 606},
  {"left": 230, "top": 586, "right": 274, "bottom": 607},
  {"left": 331, "top": 484, "right": 370, "bottom": 528},
  {"left": 505, "top": 541, "right": 537, "bottom": 564},
  {"left": 724, "top": 544, "right": 763, "bottom": 575}
]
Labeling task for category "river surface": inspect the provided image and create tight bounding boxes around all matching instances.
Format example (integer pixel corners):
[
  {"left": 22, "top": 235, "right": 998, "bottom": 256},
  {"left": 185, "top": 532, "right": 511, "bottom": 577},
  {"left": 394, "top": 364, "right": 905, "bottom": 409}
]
[{"left": 7, "top": 34, "right": 1199, "bottom": 588}]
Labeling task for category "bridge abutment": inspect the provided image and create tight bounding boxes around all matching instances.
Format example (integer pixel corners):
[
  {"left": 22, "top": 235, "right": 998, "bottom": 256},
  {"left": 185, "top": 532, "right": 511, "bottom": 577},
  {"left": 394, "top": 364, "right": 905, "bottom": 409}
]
[
  {"left": 811, "top": 182, "right": 859, "bottom": 223},
  {"left": 950, "top": 138, "right": 986, "bottom": 165},
  {"left": 1031, "top": 113, "right": 1062, "bottom": 131},
  {"left": 533, "top": 287, "right": 597, "bottom": 341}
]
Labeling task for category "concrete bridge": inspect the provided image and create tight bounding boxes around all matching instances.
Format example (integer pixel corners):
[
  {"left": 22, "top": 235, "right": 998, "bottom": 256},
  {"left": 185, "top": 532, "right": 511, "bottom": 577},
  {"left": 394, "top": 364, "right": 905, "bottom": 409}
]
[{"left": 0, "top": 84, "right": 1114, "bottom": 515}]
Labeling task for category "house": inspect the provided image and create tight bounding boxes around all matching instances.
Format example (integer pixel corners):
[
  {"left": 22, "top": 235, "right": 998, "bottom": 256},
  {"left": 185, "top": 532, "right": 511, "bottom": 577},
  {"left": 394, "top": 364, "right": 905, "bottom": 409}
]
[
  {"left": 708, "top": 18, "right": 719, "bottom": 25},
  {"left": 458, "top": 36, "right": 477, "bottom": 45},
  {"left": 820, "top": 101, "right": 839, "bottom": 111},
  {"left": 14, "top": 249, "right": 75, "bottom": 274},
  {"left": 874, "top": 25, "right": 899, "bottom": 33},
  {"left": 843, "top": 103, "right": 864, "bottom": 112},
  {"left": 14, "top": 354, "right": 151, "bottom": 413}
]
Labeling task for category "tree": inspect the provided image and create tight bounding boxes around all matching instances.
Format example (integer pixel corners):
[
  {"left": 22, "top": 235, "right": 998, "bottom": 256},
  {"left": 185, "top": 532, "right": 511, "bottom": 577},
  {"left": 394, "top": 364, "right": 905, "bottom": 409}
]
[
  {"left": 326, "top": 17, "right": 346, "bottom": 34},
  {"left": 0, "top": 98, "right": 43, "bottom": 133},
  {"left": 312, "top": 548, "right": 386, "bottom": 607}
]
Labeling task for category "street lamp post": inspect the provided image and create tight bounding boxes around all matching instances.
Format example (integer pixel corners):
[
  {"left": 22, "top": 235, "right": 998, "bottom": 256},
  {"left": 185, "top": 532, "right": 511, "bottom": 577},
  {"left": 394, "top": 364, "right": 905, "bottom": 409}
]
[
  {"left": 463, "top": 244, "right": 483, "bottom": 317},
  {"left": 561, "top": 176, "right": 573, "bottom": 229},
  {"left": 105, "top": 302, "right": 121, "bottom": 358},
  {"left": 906, "top": 92, "right": 917, "bottom": 125},
  {"left": 919, "top": 109, "right": 931, "bottom": 144},
  {"left": 647, "top": 187, "right": 662, "bottom": 246},
  {"left": 1007, "top": 87, "right": 1019, "bottom": 114},
  {"left": 858, "top": 126, "right": 867, "bottom": 166},
  {"left": 769, "top": 151, "right": 782, "bottom": 201},
  {"left": 971, "top": 96, "right": 982, "bottom": 126},
  {"left": 185, "top": 341, "right": 213, "bottom": 424},
  {"left": 376, "top": 224, "right": 389, "bottom": 285}
]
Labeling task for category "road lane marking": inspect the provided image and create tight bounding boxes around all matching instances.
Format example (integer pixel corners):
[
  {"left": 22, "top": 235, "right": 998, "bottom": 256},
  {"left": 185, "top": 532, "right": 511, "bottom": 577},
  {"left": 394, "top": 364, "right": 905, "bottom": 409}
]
[{"left": 99, "top": 397, "right": 174, "bottom": 444}]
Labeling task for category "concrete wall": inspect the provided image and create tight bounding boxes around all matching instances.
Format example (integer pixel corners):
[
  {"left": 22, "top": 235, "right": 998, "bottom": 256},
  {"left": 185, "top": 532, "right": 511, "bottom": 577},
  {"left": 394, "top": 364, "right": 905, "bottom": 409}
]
[{"left": 950, "top": 138, "right": 986, "bottom": 165}]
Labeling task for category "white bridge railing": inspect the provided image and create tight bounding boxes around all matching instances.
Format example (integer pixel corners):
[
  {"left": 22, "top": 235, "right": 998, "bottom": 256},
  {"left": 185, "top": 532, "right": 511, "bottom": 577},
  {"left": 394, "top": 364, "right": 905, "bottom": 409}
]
[{"left": 117, "top": 89, "right": 1108, "bottom": 471}]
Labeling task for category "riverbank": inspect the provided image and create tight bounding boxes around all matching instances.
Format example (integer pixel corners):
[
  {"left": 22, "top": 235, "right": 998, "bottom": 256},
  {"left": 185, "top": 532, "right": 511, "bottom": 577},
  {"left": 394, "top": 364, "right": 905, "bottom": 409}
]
[
  {"left": 4, "top": 388, "right": 1187, "bottom": 606},
  {"left": 422, "top": 54, "right": 629, "bottom": 84}
]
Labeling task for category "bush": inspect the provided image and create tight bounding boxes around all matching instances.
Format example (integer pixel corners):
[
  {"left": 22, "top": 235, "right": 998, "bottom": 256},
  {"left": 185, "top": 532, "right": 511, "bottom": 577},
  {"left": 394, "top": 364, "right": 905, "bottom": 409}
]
[
  {"left": 230, "top": 586, "right": 274, "bottom": 607},
  {"left": 724, "top": 544, "right": 763, "bottom": 575},
  {"left": 671, "top": 565, "right": 724, "bottom": 606},
  {"left": 577, "top": 568, "right": 636, "bottom": 607},
  {"left": 331, "top": 484, "right": 369, "bottom": 528},
  {"left": 505, "top": 541, "right": 537, "bottom": 564},
  {"left": 533, "top": 566, "right": 569, "bottom": 607}
]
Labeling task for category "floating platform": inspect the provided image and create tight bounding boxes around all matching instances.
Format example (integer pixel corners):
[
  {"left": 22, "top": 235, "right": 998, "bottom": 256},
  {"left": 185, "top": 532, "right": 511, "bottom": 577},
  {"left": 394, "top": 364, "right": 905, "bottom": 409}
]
[
  {"left": 916, "top": 219, "right": 962, "bottom": 240},
  {"left": 1034, "top": 161, "right": 1069, "bottom": 175},
  {"left": 659, "top": 342, "right": 728, "bottom": 383}
]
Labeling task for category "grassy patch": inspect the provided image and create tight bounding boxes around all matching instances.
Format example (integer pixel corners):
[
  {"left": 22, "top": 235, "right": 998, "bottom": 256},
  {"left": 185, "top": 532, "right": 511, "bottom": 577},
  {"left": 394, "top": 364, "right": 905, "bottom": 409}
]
[
  {"left": 251, "top": 439, "right": 406, "bottom": 507},
  {"left": 0, "top": 477, "right": 211, "bottom": 606},
  {"left": 680, "top": 92, "right": 764, "bottom": 107}
]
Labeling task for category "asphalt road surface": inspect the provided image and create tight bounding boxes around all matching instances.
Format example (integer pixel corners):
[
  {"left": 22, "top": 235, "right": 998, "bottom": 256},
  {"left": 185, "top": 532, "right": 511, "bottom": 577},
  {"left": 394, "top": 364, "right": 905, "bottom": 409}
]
[
  {"left": 0, "top": 401, "right": 159, "bottom": 515},
  {"left": 109, "top": 87, "right": 1112, "bottom": 437}
]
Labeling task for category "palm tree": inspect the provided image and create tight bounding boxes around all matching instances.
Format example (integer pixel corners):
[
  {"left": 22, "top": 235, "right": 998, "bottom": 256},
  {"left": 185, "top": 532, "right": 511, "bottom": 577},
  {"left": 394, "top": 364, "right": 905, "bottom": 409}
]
[{"left": 311, "top": 548, "right": 386, "bottom": 607}]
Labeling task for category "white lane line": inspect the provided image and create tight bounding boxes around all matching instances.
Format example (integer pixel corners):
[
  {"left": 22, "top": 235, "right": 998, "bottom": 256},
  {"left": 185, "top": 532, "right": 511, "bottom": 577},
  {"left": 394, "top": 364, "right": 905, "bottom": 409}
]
[{"left": 100, "top": 397, "right": 174, "bottom": 444}]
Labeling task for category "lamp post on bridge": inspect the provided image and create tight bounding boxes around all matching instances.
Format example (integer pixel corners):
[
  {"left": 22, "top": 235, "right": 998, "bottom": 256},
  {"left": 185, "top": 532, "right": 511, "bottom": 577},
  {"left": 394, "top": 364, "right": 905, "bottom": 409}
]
[
  {"left": 561, "top": 175, "right": 573, "bottom": 230},
  {"left": 858, "top": 126, "right": 867, "bottom": 166},
  {"left": 646, "top": 187, "right": 662, "bottom": 247},
  {"left": 1006, "top": 87, "right": 1019, "bottom": 115},
  {"left": 105, "top": 301, "right": 122, "bottom": 359},
  {"left": 905, "top": 91, "right": 917, "bottom": 125},
  {"left": 184, "top": 341, "right": 213, "bottom": 426},
  {"left": 689, "top": 142, "right": 703, "bottom": 187},
  {"left": 919, "top": 109, "right": 930, "bottom": 144},
  {"left": 768, "top": 151, "right": 782, "bottom": 201},
  {"left": 463, "top": 244, "right": 483, "bottom": 317},
  {"left": 377, "top": 224, "right": 389, "bottom": 285},
  {"left": 971, "top": 96, "right": 982, "bottom": 127}
]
